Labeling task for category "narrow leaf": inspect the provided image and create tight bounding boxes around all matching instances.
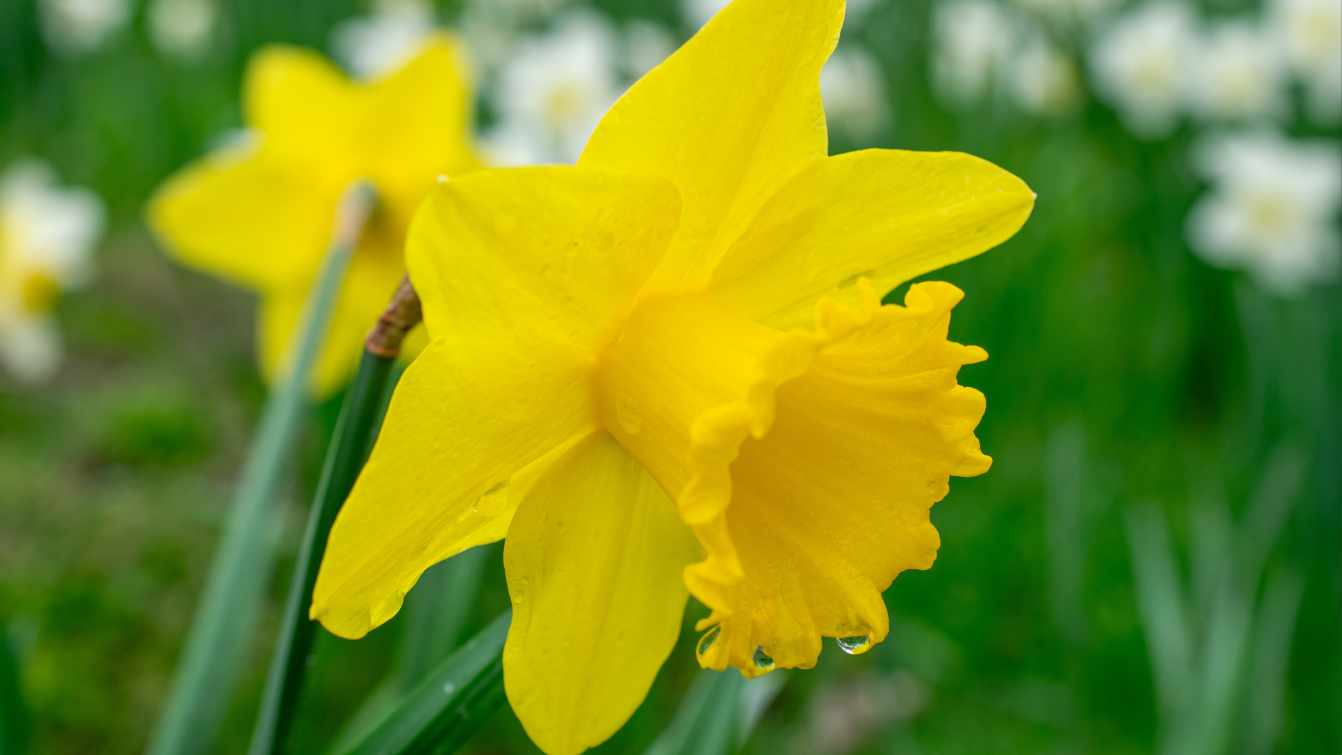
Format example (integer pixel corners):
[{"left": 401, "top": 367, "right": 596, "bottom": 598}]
[
  {"left": 645, "top": 668, "right": 771, "bottom": 755},
  {"left": 339, "top": 610, "right": 512, "bottom": 755},
  {"left": 144, "top": 182, "right": 375, "bottom": 755},
  {"left": 0, "top": 622, "right": 28, "bottom": 755},
  {"left": 248, "top": 348, "right": 398, "bottom": 755},
  {"left": 334, "top": 546, "right": 492, "bottom": 752}
]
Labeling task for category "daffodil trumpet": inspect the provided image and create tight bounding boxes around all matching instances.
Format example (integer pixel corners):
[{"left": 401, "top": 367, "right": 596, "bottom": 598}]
[
  {"left": 312, "top": 1, "right": 1035, "bottom": 753},
  {"left": 148, "top": 182, "right": 376, "bottom": 755}
]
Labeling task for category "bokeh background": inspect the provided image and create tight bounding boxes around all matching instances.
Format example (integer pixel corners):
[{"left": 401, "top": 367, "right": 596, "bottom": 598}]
[{"left": 0, "top": 0, "right": 1339, "bottom": 753}]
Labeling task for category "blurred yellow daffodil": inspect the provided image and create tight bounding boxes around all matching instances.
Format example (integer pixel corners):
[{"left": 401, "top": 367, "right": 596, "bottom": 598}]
[
  {"left": 312, "top": 0, "right": 1033, "bottom": 752},
  {"left": 148, "top": 37, "right": 479, "bottom": 395}
]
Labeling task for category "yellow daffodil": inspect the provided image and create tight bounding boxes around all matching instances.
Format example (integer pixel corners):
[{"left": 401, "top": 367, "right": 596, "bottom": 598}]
[
  {"left": 148, "top": 37, "right": 478, "bottom": 394},
  {"left": 312, "top": 0, "right": 1033, "bottom": 752}
]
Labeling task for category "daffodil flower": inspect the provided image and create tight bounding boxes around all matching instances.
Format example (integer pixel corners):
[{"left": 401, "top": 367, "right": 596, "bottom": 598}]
[
  {"left": 312, "top": 0, "right": 1033, "bottom": 752},
  {"left": 149, "top": 38, "right": 478, "bottom": 394},
  {"left": 0, "top": 159, "right": 104, "bottom": 383}
]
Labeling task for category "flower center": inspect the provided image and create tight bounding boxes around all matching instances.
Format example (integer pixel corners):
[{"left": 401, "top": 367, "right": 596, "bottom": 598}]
[{"left": 590, "top": 293, "right": 795, "bottom": 505}]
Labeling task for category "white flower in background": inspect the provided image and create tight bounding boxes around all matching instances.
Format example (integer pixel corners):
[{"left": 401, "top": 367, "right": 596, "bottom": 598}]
[
  {"left": 484, "top": 13, "right": 620, "bottom": 166},
  {"left": 1008, "top": 33, "right": 1081, "bottom": 115},
  {"left": 148, "top": 0, "right": 217, "bottom": 60},
  {"left": 623, "top": 19, "right": 676, "bottom": 78},
  {"left": 332, "top": 0, "right": 437, "bottom": 80},
  {"left": 1187, "top": 131, "right": 1342, "bottom": 294},
  {"left": 821, "top": 43, "right": 891, "bottom": 140},
  {"left": 459, "top": 7, "right": 520, "bottom": 74},
  {"left": 1270, "top": 0, "right": 1342, "bottom": 121},
  {"left": 1089, "top": 1, "right": 1196, "bottom": 138},
  {"left": 1186, "top": 21, "right": 1287, "bottom": 123},
  {"left": 38, "top": 0, "right": 130, "bottom": 55},
  {"left": 458, "top": 0, "right": 575, "bottom": 74},
  {"left": 0, "top": 161, "right": 105, "bottom": 384},
  {"left": 932, "top": 0, "right": 1018, "bottom": 107}
]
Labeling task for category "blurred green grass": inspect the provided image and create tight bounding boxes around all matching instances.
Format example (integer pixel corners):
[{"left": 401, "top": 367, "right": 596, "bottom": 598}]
[{"left": 1, "top": 0, "right": 1338, "bottom": 753}]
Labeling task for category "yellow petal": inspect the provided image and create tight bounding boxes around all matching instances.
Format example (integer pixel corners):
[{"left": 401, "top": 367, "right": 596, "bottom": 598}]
[
  {"left": 592, "top": 280, "right": 988, "bottom": 677},
  {"left": 578, "top": 0, "right": 843, "bottom": 293},
  {"left": 357, "top": 36, "right": 482, "bottom": 226},
  {"left": 710, "top": 149, "right": 1035, "bottom": 331},
  {"left": 147, "top": 144, "right": 341, "bottom": 291},
  {"left": 254, "top": 240, "right": 406, "bottom": 396},
  {"left": 244, "top": 46, "right": 355, "bottom": 167},
  {"left": 503, "top": 432, "right": 699, "bottom": 755},
  {"left": 406, "top": 167, "right": 681, "bottom": 422},
  {"left": 311, "top": 342, "right": 595, "bottom": 639}
]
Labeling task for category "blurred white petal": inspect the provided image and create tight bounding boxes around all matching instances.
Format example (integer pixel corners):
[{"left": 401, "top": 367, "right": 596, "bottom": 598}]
[
  {"left": 1089, "top": 1, "right": 1197, "bottom": 138},
  {"left": 932, "top": 0, "right": 1019, "bottom": 107},
  {"left": 331, "top": 0, "right": 438, "bottom": 80},
  {"left": 1186, "top": 21, "right": 1287, "bottom": 123},
  {"left": 1008, "top": 34, "right": 1081, "bottom": 116},
  {"left": 0, "top": 159, "right": 105, "bottom": 288},
  {"left": 0, "top": 315, "right": 62, "bottom": 385},
  {"left": 1187, "top": 131, "right": 1342, "bottom": 295},
  {"left": 491, "top": 12, "right": 621, "bottom": 165},
  {"left": 149, "top": 0, "right": 217, "bottom": 60},
  {"left": 821, "top": 43, "right": 891, "bottom": 140},
  {"left": 39, "top": 0, "right": 130, "bottom": 55},
  {"left": 623, "top": 19, "right": 677, "bottom": 78}
]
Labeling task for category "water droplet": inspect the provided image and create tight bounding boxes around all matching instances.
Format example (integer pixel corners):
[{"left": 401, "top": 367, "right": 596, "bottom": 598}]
[
  {"left": 752, "top": 646, "right": 774, "bottom": 670},
  {"left": 696, "top": 625, "right": 720, "bottom": 656},
  {"left": 616, "top": 393, "right": 642, "bottom": 435},
  {"left": 836, "top": 635, "right": 871, "bottom": 655},
  {"left": 474, "top": 478, "right": 511, "bottom": 516},
  {"left": 443, "top": 682, "right": 456, "bottom": 696}
]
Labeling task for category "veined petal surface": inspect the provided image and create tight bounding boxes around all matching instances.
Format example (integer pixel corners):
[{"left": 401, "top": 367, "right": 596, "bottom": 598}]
[
  {"left": 504, "top": 432, "right": 700, "bottom": 755},
  {"left": 702, "top": 282, "right": 991, "bottom": 675},
  {"left": 710, "top": 149, "right": 1035, "bottom": 331},
  {"left": 578, "top": 0, "right": 843, "bottom": 292},
  {"left": 407, "top": 167, "right": 681, "bottom": 422},
  {"left": 311, "top": 342, "right": 595, "bottom": 639}
]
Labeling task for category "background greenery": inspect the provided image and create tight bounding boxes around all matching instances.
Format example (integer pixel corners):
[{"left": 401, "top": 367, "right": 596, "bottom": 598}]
[{"left": 0, "top": 0, "right": 1338, "bottom": 753}]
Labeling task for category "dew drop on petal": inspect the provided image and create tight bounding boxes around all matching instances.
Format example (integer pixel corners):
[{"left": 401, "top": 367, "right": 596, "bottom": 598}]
[
  {"left": 696, "top": 625, "right": 720, "bottom": 656},
  {"left": 616, "top": 393, "right": 642, "bottom": 435},
  {"left": 443, "top": 682, "right": 456, "bottom": 696},
  {"left": 474, "top": 478, "right": 511, "bottom": 516},
  {"left": 752, "top": 645, "right": 774, "bottom": 670},
  {"left": 836, "top": 635, "right": 871, "bottom": 655}
]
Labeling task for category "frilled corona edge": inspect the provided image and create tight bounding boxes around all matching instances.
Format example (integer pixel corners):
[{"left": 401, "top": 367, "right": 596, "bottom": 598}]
[{"left": 662, "top": 279, "right": 991, "bottom": 676}]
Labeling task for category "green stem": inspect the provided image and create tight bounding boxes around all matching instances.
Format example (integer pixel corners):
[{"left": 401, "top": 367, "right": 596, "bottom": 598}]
[
  {"left": 144, "top": 182, "right": 375, "bottom": 755},
  {"left": 246, "top": 349, "right": 396, "bottom": 755},
  {"left": 249, "top": 273, "right": 423, "bottom": 755}
]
